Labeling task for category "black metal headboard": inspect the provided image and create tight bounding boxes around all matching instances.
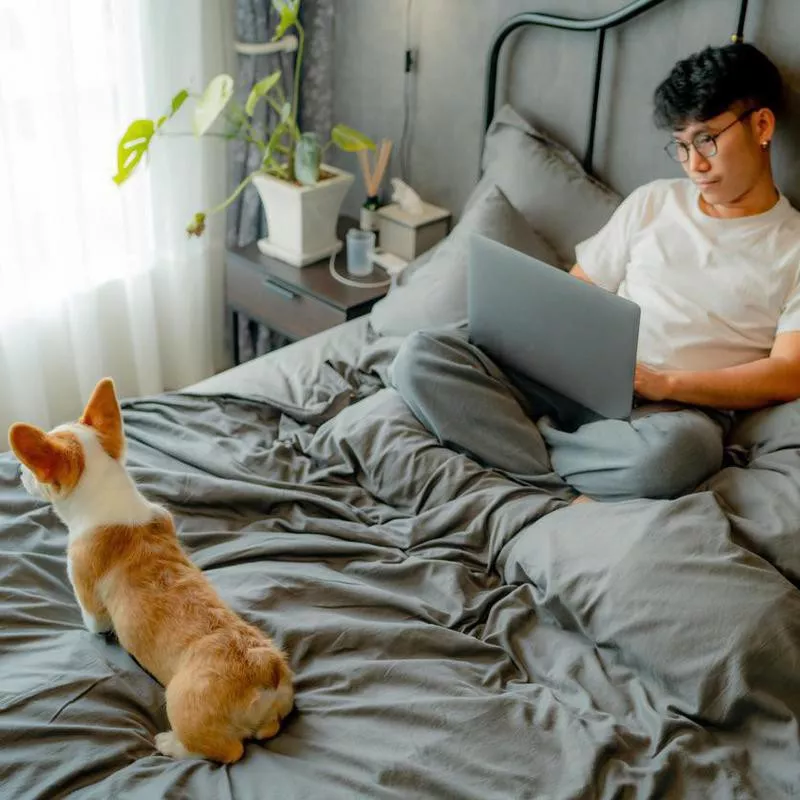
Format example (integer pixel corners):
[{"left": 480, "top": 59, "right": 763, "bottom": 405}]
[{"left": 481, "top": 0, "right": 751, "bottom": 176}]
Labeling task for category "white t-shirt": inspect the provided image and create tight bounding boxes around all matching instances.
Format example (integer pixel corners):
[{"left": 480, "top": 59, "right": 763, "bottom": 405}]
[{"left": 575, "top": 178, "right": 800, "bottom": 371}]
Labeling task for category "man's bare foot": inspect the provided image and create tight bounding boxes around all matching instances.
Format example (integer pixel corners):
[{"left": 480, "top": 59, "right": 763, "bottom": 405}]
[{"left": 570, "top": 494, "right": 595, "bottom": 506}]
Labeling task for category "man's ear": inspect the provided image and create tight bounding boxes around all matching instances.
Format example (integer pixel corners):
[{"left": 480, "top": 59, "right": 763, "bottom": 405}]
[
  {"left": 8, "top": 423, "right": 67, "bottom": 485},
  {"left": 753, "top": 107, "right": 776, "bottom": 148},
  {"left": 80, "top": 378, "right": 124, "bottom": 460}
]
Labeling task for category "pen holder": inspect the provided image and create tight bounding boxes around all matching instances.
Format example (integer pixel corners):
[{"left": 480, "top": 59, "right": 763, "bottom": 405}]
[{"left": 360, "top": 196, "right": 381, "bottom": 232}]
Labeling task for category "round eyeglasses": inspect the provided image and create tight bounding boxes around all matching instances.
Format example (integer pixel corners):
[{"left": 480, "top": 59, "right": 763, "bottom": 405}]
[{"left": 664, "top": 108, "right": 757, "bottom": 163}]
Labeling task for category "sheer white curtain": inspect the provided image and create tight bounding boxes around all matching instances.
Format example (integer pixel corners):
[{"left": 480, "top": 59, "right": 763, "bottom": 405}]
[{"left": 0, "top": 0, "right": 231, "bottom": 435}]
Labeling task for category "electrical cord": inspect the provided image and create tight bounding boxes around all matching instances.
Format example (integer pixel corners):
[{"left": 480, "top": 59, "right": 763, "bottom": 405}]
[
  {"left": 328, "top": 251, "right": 393, "bottom": 289},
  {"left": 399, "top": 0, "right": 414, "bottom": 181}
]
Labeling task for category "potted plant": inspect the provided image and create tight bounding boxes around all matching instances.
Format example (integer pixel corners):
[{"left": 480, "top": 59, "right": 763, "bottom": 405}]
[{"left": 112, "top": 0, "right": 375, "bottom": 267}]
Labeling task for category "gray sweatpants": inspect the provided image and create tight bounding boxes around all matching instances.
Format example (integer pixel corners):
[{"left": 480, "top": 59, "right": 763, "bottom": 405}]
[{"left": 390, "top": 329, "right": 732, "bottom": 502}]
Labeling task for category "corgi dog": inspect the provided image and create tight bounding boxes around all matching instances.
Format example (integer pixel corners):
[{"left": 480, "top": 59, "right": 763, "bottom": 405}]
[{"left": 8, "top": 378, "right": 294, "bottom": 763}]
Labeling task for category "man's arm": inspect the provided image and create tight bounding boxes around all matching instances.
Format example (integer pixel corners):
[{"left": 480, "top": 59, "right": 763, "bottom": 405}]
[
  {"left": 572, "top": 261, "right": 800, "bottom": 409},
  {"left": 635, "top": 331, "right": 800, "bottom": 410}
]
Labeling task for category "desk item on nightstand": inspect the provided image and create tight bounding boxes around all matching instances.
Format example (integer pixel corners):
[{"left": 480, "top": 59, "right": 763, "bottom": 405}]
[
  {"left": 360, "top": 201, "right": 381, "bottom": 234},
  {"left": 357, "top": 139, "right": 392, "bottom": 232},
  {"left": 389, "top": 178, "right": 424, "bottom": 216},
  {"left": 346, "top": 229, "right": 375, "bottom": 277},
  {"left": 377, "top": 183, "right": 452, "bottom": 262},
  {"left": 371, "top": 250, "right": 409, "bottom": 287}
]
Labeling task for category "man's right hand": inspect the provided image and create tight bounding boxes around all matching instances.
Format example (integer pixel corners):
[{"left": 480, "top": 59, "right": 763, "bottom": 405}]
[{"left": 569, "top": 264, "right": 595, "bottom": 285}]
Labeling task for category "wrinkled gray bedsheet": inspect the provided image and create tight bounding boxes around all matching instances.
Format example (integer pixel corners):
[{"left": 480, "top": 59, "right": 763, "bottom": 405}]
[{"left": 2, "top": 332, "right": 800, "bottom": 799}]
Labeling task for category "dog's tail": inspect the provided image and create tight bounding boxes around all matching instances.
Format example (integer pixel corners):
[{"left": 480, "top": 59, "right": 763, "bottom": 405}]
[
  {"left": 246, "top": 645, "right": 288, "bottom": 690},
  {"left": 242, "top": 645, "right": 295, "bottom": 737}
]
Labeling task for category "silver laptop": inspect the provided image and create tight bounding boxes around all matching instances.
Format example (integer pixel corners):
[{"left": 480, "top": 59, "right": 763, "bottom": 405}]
[{"left": 467, "top": 234, "right": 640, "bottom": 420}]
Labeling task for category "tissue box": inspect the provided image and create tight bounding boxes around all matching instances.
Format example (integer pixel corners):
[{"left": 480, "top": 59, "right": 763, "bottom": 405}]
[{"left": 377, "top": 202, "right": 452, "bottom": 261}]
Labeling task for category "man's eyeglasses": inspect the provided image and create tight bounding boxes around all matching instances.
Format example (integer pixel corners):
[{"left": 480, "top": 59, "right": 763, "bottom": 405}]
[{"left": 664, "top": 108, "right": 757, "bottom": 163}]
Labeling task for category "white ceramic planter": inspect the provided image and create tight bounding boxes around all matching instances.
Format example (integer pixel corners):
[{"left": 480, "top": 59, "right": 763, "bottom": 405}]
[{"left": 252, "top": 165, "right": 354, "bottom": 267}]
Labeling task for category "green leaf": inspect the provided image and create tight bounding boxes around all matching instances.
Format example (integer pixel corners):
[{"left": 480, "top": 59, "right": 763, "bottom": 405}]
[
  {"left": 112, "top": 119, "right": 155, "bottom": 185},
  {"left": 271, "top": 0, "right": 299, "bottom": 41},
  {"left": 171, "top": 89, "right": 189, "bottom": 116},
  {"left": 245, "top": 71, "right": 282, "bottom": 117},
  {"left": 193, "top": 74, "right": 234, "bottom": 136},
  {"left": 280, "top": 101, "right": 292, "bottom": 122},
  {"left": 186, "top": 212, "right": 206, "bottom": 237},
  {"left": 155, "top": 89, "right": 189, "bottom": 131},
  {"left": 330, "top": 124, "right": 376, "bottom": 152},
  {"left": 262, "top": 154, "right": 281, "bottom": 173},
  {"left": 265, "top": 120, "right": 289, "bottom": 157}
]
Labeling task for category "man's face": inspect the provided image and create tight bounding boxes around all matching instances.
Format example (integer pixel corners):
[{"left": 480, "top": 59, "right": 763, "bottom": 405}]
[{"left": 671, "top": 106, "right": 772, "bottom": 206}]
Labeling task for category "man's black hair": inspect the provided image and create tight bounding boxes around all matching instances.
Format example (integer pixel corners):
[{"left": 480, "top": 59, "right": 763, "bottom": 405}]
[{"left": 653, "top": 42, "right": 784, "bottom": 130}]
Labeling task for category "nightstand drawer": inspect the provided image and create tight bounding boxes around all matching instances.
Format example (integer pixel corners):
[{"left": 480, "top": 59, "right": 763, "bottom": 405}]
[{"left": 226, "top": 259, "right": 346, "bottom": 340}]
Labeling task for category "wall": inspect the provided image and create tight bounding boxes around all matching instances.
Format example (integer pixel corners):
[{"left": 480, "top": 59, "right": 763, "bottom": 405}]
[{"left": 329, "top": 0, "right": 800, "bottom": 220}]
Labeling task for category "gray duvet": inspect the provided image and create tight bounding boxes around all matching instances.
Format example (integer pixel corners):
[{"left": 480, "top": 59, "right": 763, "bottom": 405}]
[{"left": 2, "top": 347, "right": 800, "bottom": 799}]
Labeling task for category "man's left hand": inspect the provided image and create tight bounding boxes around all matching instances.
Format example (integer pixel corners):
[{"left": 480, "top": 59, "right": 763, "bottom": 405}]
[{"left": 634, "top": 363, "right": 675, "bottom": 402}]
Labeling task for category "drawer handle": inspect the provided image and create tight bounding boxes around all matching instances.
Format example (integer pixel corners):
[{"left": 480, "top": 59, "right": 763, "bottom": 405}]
[{"left": 263, "top": 279, "right": 298, "bottom": 301}]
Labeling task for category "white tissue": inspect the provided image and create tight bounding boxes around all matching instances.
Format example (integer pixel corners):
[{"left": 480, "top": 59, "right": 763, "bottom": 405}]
[{"left": 390, "top": 178, "right": 424, "bottom": 216}]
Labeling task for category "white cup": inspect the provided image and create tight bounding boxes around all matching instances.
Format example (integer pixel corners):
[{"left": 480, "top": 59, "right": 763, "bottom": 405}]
[{"left": 346, "top": 229, "right": 375, "bottom": 277}]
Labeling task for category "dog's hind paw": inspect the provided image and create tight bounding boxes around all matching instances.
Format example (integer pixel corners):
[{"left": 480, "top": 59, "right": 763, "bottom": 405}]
[
  {"left": 255, "top": 717, "right": 281, "bottom": 740},
  {"left": 81, "top": 610, "right": 112, "bottom": 635},
  {"left": 155, "top": 731, "right": 194, "bottom": 759}
]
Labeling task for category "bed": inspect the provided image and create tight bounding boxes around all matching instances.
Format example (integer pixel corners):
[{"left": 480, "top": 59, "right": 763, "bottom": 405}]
[{"left": 4, "top": 0, "right": 800, "bottom": 797}]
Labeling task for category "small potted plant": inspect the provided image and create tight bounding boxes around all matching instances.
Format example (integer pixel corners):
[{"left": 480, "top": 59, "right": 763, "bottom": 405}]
[{"left": 112, "top": 0, "right": 375, "bottom": 267}]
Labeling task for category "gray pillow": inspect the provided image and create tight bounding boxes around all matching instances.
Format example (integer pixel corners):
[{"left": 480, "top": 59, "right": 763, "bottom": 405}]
[
  {"left": 370, "top": 184, "right": 561, "bottom": 337},
  {"left": 470, "top": 104, "right": 622, "bottom": 264}
]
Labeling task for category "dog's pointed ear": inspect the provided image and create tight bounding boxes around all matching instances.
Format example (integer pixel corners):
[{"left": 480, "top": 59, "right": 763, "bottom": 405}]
[
  {"left": 80, "top": 378, "right": 124, "bottom": 460},
  {"left": 8, "top": 423, "right": 67, "bottom": 485}
]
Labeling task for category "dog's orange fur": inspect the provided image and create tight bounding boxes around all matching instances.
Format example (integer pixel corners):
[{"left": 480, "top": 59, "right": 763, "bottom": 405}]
[
  {"left": 79, "top": 378, "right": 125, "bottom": 460},
  {"left": 70, "top": 515, "right": 292, "bottom": 762},
  {"left": 9, "top": 379, "right": 293, "bottom": 763},
  {"left": 8, "top": 425, "right": 85, "bottom": 492}
]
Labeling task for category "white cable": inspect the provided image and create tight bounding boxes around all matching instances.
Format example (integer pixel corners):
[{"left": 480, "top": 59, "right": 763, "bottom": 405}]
[
  {"left": 399, "top": 0, "right": 414, "bottom": 181},
  {"left": 328, "top": 252, "right": 393, "bottom": 289}
]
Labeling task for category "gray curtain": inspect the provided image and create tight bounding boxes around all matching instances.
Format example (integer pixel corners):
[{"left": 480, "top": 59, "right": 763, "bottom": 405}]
[
  {"left": 229, "top": 0, "right": 335, "bottom": 363},
  {"left": 228, "top": 1, "right": 294, "bottom": 249},
  {"left": 299, "top": 0, "right": 334, "bottom": 143},
  {"left": 228, "top": 0, "right": 294, "bottom": 360}
]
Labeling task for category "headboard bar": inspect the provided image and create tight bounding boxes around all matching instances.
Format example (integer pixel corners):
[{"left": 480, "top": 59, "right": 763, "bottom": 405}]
[
  {"left": 585, "top": 28, "right": 607, "bottom": 173},
  {"left": 482, "top": 0, "right": 751, "bottom": 177},
  {"left": 733, "top": 0, "right": 749, "bottom": 42}
]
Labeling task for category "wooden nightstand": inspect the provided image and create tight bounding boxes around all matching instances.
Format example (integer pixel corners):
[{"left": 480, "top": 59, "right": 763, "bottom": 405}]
[{"left": 226, "top": 217, "right": 389, "bottom": 365}]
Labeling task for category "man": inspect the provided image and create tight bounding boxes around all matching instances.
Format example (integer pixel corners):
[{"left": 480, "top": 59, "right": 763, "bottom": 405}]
[{"left": 390, "top": 43, "right": 800, "bottom": 503}]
